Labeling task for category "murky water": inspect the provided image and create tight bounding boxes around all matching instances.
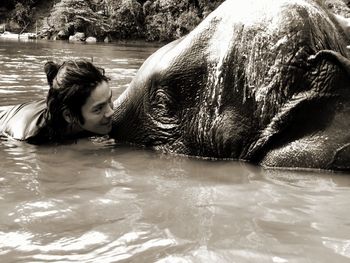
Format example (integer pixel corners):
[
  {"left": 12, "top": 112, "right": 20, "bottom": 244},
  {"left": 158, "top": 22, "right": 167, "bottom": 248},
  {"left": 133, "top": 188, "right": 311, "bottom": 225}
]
[{"left": 0, "top": 39, "right": 350, "bottom": 263}]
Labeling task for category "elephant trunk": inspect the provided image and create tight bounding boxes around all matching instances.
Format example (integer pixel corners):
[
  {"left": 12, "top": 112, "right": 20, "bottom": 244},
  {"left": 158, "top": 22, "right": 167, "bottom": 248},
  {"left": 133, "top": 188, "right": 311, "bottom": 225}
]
[
  {"left": 111, "top": 83, "right": 146, "bottom": 142},
  {"left": 111, "top": 89, "right": 134, "bottom": 138},
  {"left": 112, "top": 92, "right": 130, "bottom": 125}
]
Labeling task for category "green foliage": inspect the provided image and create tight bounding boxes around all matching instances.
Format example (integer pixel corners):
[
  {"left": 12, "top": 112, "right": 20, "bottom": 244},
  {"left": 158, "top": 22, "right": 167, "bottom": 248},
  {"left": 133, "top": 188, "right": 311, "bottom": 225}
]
[
  {"left": 176, "top": 8, "right": 201, "bottom": 37},
  {"left": 108, "top": 0, "right": 144, "bottom": 39},
  {"left": 3, "top": 0, "right": 227, "bottom": 42},
  {"left": 144, "top": 0, "right": 203, "bottom": 41},
  {"left": 49, "top": 0, "right": 92, "bottom": 27},
  {"left": 48, "top": 0, "right": 110, "bottom": 39},
  {"left": 13, "top": 2, "right": 32, "bottom": 27},
  {"left": 2, "top": 0, "right": 45, "bottom": 30},
  {"left": 144, "top": 13, "right": 175, "bottom": 41}
]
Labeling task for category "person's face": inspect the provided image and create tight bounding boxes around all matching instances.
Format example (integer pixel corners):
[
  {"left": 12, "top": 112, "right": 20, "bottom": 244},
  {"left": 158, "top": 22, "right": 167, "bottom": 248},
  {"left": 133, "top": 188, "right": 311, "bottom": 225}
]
[{"left": 79, "top": 81, "right": 114, "bottom": 135}]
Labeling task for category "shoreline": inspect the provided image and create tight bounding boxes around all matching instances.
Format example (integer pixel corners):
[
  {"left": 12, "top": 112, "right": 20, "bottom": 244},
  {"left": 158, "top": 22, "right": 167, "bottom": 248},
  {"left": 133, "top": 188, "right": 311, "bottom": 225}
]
[
  {"left": 0, "top": 30, "right": 167, "bottom": 46},
  {"left": 0, "top": 33, "right": 164, "bottom": 49},
  {"left": 0, "top": 31, "right": 37, "bottom": 40}
]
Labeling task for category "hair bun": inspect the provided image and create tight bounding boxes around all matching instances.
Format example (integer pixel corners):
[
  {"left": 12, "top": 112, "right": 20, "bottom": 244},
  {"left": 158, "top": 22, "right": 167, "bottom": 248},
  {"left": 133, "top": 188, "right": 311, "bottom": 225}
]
[{"left": 44, "top": 61, "right": 60, "bottom": 87}]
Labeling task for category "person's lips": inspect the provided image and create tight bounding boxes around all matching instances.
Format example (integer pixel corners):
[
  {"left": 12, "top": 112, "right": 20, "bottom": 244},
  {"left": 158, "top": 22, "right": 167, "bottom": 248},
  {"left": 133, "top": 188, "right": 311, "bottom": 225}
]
[{"left": 101, "top": 119, "right": 112, "bottom": 126}]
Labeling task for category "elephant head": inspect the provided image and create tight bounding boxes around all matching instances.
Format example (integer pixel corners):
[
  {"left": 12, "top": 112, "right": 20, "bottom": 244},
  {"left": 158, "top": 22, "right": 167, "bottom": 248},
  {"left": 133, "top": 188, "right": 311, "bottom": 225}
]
[{"left": 111, "top": 0, "right": 350, "bottom": 171}]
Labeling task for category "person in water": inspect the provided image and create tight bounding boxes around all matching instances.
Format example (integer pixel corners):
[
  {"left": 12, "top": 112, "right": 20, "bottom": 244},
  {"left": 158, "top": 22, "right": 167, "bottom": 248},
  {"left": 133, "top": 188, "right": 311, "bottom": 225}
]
[{"left": 0, "top": 60, "right": 114, "bottom": 144}]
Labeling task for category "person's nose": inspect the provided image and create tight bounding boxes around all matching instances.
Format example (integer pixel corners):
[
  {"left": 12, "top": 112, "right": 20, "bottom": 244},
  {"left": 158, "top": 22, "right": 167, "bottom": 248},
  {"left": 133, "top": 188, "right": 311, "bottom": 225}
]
[{"left": 104, "top": 103, "right": 114, "bottom": 118}]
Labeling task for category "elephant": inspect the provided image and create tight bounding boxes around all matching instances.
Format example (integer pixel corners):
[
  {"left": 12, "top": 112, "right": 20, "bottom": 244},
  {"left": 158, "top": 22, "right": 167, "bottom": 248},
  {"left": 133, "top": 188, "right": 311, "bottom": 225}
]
[{"left": 111, "top": 0, "right": 350, "bottom": 171}]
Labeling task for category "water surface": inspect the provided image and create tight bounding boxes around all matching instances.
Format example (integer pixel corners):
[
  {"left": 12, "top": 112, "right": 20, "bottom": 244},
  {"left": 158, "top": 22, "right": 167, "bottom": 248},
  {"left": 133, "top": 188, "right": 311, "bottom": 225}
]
[{"left": 0, "top": 39, "right": 350, "bottom": 263}]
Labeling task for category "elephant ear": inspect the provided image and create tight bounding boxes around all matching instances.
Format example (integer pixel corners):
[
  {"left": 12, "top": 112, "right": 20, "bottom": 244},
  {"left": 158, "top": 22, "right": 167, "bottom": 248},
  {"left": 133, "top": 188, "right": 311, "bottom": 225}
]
[
  {"left": 244, "top": 49, "right": 350, "bottom": 162},
  {"left": 307, "top": 50, "right": 350, "bottom": 76},
  {"left": 245, "top": 89, "right": 325, "bottom": 160}
]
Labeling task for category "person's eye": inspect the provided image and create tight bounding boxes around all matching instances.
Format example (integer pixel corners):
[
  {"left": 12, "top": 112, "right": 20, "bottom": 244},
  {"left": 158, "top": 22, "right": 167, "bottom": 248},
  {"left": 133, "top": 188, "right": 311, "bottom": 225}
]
[{"left": 93, "top": 107, "right": 103, "bottom": 114}]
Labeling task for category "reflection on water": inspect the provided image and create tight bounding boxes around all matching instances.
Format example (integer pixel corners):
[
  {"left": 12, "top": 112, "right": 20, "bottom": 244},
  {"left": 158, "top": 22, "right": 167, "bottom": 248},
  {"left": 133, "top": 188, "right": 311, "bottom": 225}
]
[
  {"left": 1, "top": 39, "right": 350, "bottom": 263},
  {"left": 0, "top": 39, "right": 155, "bottom": 106}
]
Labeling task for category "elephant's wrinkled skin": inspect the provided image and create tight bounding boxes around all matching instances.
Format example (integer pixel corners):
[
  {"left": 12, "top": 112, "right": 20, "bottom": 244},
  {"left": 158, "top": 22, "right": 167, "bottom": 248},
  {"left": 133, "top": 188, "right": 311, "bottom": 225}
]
[{"left": 111, "top": 0, "right": 350, "bottom": 171}]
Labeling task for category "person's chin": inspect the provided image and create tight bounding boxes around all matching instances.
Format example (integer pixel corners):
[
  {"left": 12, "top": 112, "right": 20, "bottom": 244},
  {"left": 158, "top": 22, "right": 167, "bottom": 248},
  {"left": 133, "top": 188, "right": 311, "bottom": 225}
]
[
  {"left": 105, "top": 126, "right": 112, "bottom": 134},
  {"left": 100, "top": 123, "right": 112, "bottom": 134}
]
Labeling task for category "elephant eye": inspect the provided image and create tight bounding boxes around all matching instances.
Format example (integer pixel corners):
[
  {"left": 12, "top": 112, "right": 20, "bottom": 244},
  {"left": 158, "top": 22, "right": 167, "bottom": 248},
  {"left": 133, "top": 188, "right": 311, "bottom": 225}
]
[
  {"left": 148, "top": 84, "right": 179, "bottom": 124},
  {"left": 154, "top": 88, "right": 170, "bottom": 108},
  {"left": 147, "top": 83, "right": 179, "bottom": 127},
  {"left": 150, "top": 85, "right": 171, "bottom": 110}
]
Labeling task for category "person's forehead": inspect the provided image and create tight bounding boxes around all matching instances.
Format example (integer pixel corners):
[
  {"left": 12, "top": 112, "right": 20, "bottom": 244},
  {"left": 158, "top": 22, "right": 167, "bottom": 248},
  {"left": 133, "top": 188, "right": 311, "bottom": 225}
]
[{"left": 86, "top": 81, "right": 111, "bottom": 106}]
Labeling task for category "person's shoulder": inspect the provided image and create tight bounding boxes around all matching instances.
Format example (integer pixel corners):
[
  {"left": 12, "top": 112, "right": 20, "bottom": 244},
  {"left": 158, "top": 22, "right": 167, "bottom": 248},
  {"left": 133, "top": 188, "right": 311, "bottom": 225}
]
[{"left": 0, "top": 100, "right": 47, "bottom": 141}]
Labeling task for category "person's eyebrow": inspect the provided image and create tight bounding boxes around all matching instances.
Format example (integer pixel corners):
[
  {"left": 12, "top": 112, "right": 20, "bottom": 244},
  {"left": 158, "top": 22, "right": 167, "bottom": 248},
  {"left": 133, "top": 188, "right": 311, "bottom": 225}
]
[{"left": 92, "top": 91, "right": 112, "bottom": 109}]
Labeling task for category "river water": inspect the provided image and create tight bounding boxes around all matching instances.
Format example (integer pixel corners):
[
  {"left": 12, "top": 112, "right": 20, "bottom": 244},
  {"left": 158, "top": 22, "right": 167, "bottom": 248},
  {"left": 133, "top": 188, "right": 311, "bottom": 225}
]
[{"left": 0, "top": 39, "right": 350, "bottom": 263}]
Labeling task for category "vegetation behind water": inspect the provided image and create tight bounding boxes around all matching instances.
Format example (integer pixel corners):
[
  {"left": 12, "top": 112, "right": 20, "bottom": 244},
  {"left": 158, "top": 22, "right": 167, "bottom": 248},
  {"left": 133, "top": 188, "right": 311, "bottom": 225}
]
[
  {"left": 2, "top": 0, "right": 350, "bottom": 43},
  {"left": 0, "top": 0, "right": 225, "bottom": 43}
]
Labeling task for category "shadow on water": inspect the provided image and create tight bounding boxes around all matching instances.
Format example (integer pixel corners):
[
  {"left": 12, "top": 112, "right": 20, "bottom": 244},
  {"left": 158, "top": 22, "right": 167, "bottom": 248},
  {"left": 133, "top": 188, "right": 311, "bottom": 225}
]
[{"left": 0, "top": 40, "right": 350, "bottom": 263}]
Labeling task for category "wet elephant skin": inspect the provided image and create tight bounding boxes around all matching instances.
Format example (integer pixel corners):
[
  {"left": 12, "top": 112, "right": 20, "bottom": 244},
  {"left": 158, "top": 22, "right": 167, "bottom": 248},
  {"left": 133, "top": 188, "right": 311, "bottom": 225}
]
[{"left": 111, "top": 0, "right": 350, "bottom": 171}]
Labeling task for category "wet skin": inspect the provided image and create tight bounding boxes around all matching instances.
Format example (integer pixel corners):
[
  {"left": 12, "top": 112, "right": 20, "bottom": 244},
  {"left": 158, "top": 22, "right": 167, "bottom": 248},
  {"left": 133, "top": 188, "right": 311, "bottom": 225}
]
[
  {"left": 111, "top": 0, "right": 350, "bottom": 171},
  {"left": 79, "top": 80, "right": 114, "bottom": 135}
]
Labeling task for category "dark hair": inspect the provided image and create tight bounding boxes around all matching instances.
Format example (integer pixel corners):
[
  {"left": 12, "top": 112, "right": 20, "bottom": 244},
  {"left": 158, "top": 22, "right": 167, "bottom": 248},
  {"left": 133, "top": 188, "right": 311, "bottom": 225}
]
[{"left": 43, "top": 59, "right": 109, "bottom": 141}]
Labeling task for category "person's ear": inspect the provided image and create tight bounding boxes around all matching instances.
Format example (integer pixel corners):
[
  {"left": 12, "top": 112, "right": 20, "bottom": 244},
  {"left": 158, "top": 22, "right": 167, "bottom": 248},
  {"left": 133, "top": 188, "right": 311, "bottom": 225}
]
[{"left": 63, "top": 109, "right": 73, "bottom": 123}]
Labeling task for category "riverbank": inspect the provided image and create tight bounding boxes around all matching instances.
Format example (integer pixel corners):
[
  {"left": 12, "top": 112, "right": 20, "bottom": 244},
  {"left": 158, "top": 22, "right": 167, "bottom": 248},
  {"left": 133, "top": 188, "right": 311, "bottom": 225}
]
[
  {"left": 2, "top": 0, "right": 350, "bottom": 44},
  {"left": 0, "top": 0, "right": 225, "bottom": 44},
  {"left": 0, "top": 31, "right": 37, "bottom": 40}
]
